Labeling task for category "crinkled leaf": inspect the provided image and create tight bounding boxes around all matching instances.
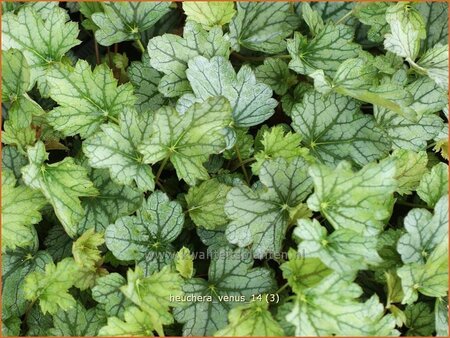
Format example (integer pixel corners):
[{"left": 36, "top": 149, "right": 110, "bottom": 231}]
[
  {"left": 226, "top": 157, "right": 313, "bottom": 258},
  {"left": 229, "top": 2, "right": 296, "bottom": 54},
  {"left": 78, "top": 168, "right": 142, "bottom": 234},
  {"left": 295, "top": 218, "right": 381, "bottom": 274},
  {"left": 251, "top": 125, "right": 309, "bottom": 174},
  {"left": 84, "top": 108, "right": 155, "bottom": 191},
  {"left": 105, "top": 191, "right": 183, "bottom": 275},
  {"left": 1, "top": 6, "right": 80, "bottom": 92},
  {"left": 387, "top": 149, "right": 428, "bottom": 195},
  {"left": 183, "top": 2, "right": 236, "bottom": 30},
  {"left": 280, "top": 248, "right": 332, "bottom": 292},
  {"left": 185, "top": 56, "right": 277, "bottom": 127},
  {"left": 21, "top": 141, "right": 98, "bottom": 237},
  {"left": 1, "top": 121, "right": 36, "bottom": 153},
  {"left": 98, "top": 306, "right": 154, "bottom": 336},
  {"left": 287, "top": 23, "right": 360, "bottom": 76},
  {"left": 92, "top": 273, "right": 132, "bottom": 318},
  {"left": 46, "top": 60, "right": 135, "bottom": 138},
  {"left": 186, "top": 178, "right": 231, "bottom": 230},
  {"left": 286, "top": 274, "right": 397, "bottom": 335},
  {"left": 139, "top": 96, "right": 233, "bottom": 186},
  {"left": 292, "top": 91, "right": 389, "bottom": 167},
  {"left": 23, "top": 257, "right": 79, "bottom": 315},
  {"left": 175, "top": 247, "right": 194, "bottom": 279},
  {"left": 214, "top": 298, "right": 284, "bottom": 336},
  {"left": 121, "top": 266, "right": 183, "bottom": 336},
  {"left": 49, "top": 302, "right": 105, "bottom": 336},
  {"left": 148, "top": 21, "right": 230, "bottom": 97},
  {"left": 72, "top": 260, "right": 109, "bottom": 292},
  {"left": 397, "top": 195, "right": 448, "bottom": 264},
  {"left": 1, "top": 169, "right": 47, "bottom": 252},
  {"left": 307, "top": 160, "right": 397, "bottom": 235},
  {"left": 417, "top": 163, "right": 449, "bottom": 208},
  {"left": 72, "top": 228, "right": 105, "bottom": 269},
  {"left": 174, "top": 247, "right": 276, "bottom": 336},
  {"left": 92, "top": 2, "right": 171, "bottom": 46}
]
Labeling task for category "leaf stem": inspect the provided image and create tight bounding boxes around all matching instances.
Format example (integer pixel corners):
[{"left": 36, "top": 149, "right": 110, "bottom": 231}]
[
  {"left": 276, "top": 283, "right": 289, "bottom": 294},
  {"left": 427, "top": 141, "right": 438, "bottom": 150},
  {"left": 396, "top": 200, "right": 432, "bottom": 210},
  {"left": 23, "top": 300, "right": 36, "bottom": 326},
  {"left": 230, "top": 157, "right": 255, "bottom": 171},
  {"left": 336, "top": 9, "right": 354, "bottom": 25},
  {"left": 406, "top": 57, "right": 428, "bottom": 75},
  {"left": 107, "top": 47, "right": 113, "bottom": 68},
  {"left": 93, "top": 38, "right": 100, "bottom": 65},
  {"left": 235, "top": 145, "right": 250, "bottom": 184},
  {"left": 107, "top": 115, "right": 119, "bottom": 124},
  {"left": 136, "top": 39, "right": 146, "bottom": 54},
  {"left": 156, "top": 179, "right": 166, "bottom": 193},
  {"left": 155, "top": 156, "right": 169, "bottom": 184}
]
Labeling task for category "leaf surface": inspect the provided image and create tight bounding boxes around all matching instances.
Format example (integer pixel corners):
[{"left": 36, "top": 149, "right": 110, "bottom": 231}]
[
  {"left": 1, "top": 170, "right": 46, "bottom": 252},
  {"left": 230, "top": 2, "right": 296, "bottom": 53},
  {"left": 139, "top": 96, "right": 233, "bottom": 185},
  {"left": 226, "top": 157, "right": 313, "bottom": 258},
  {"left": 185, "top": 56, "right": 277, "bottom": 127},
  {"left": 105, "top": 191, "right": 183, "bottom": 275},
  {"left": 21, "top": 142, "right": 98, "bottom": 237},
  {"left": 174, "top": 247, "right": 275, "bottom": 336},
  {"left": 148, "top": 21, "right": 230, "bottom": 97},
  {"left": 417, "top": 163, "right": 449, "bottom": 208},
  {"left": 2, "top": 6, "right": 80, "bottom": 91},
  {"left": 92, "top": 2, "right": 171, "bottom": 46},
  {"left": 47, "top": 61, "right": 135, "bottom": 138},
  {"left": 84, "top": 108, "right": 154, "bottom": 191},
  {"left": 292, "top": 91, "right": 389, "bottom": 166},
  {"left": 183, "top": 2, "right": 236, "bottom": 30},
  {"left": 307, "top": 160, "right": 397, "bottom": 235}
]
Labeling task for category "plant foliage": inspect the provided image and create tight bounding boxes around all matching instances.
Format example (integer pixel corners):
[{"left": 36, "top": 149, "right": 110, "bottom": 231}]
[{"left": 1, "top": 1, "right": 448, "bottom": 337}]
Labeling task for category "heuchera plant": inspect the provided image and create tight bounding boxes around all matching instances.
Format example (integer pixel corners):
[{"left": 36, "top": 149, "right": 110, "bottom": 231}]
[{"left": 1, "top": 1, "right": 449, "bottom": 337}]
